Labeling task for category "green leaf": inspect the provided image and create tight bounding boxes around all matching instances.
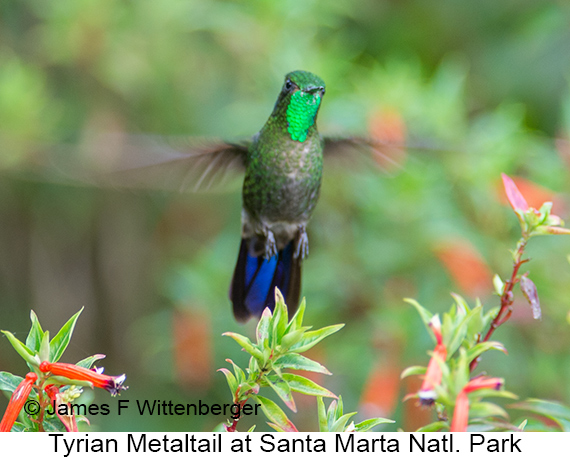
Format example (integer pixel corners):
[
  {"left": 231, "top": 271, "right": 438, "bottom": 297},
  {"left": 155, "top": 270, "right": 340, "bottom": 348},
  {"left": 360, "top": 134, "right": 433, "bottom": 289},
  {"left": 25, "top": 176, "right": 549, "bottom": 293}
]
[
  {"left": 461, "top": 303, "right": 488, "bottom": 343},
  {"left": 510, "top": 399, "right": 570, "bottom": 421},
  {"left": 25, "top": 311, "right": 44, "bottom": 353},
  {"left": 330, "top": 412, "right": 357, "bottom": 432},
  {"left": 556, "top": 419, "right": 570, "bottom": 432},
  {"left": 271, "top": 289, "right": 288, "bottom": 344},
  {"left": 256, "top": 308, "right": 272, "bottom": 347},
  {"left": 443, "top": 311, "right": 470, "bottom": 357},
  {"left": 273, "top": 353, "right": 331, "bottom": 375},
  {"left": 49, "top": 308, "right": 83, "bottom": 363},
  {"left": 331, "top": 395, "right": 344, "bottom": 421},
  {"left": 400, "top": 365, "right": 426, "bottom": 379},
  {"left": 269, "top": 360, "right": 282, "bottom": 379},
  {"left": 290, "top": 324, "right": 344, "bottom": 353},
  {"left": 416, "top": 421, "right": 449, "bottom": 432},
  {"left": 18, "top": 409, "right": 35, "bottom": 430},
  {"left": 265, "top": 375, "right": 296, "bottom": 412},
  {"left": 354, "top": 417, "right": 394, "bottom": 432},
  {"left": 451, "top": 349, "right": 469, "bottom": 396},
  {"left": 225, "top": 359, "right": 246, "bottom": 384},
  {"left": 218, "top": 368, "right": 237, "bottom": 397},
  {"left": 446, "top": 321, "right": 468, "bottom": 356},
  {"left": 0, "top": 372, "right": 38, "bottom": 401},
  {"left": 42, "top": 417, "right": 67, "bottom": 432},
  {"left": 465, "top": 419, "right": 513, "bottom": 432},
  {"left": 253, "top": 395, "right": 298, "bottom": 432},
  {"left": 39, "top": 331, "right": 50, "bottom": 362},
  {"left": 267, "top": 421, "right": 292, "bottom": 432},
  {"left": 212, "top": 423, "right": 226, "bottom": 432},
  {"left": 405, "top": 298, "right": 434, "bottom": 331},
  {"left": 75, "top": 354, "right": 106, "bottom": 369},
  {"left": 262, "top": 345, "right": 272, "bottom": 366},
  {"left": 279, "top": 329, "right": 306, "bottom": 351},
  {"left": 2, "top": 331, "right": 40, "bottom": 367},
  {"left": 466, "top": 305, "right": 484, "bottom": 340},
  {"left": 483, "top": 306, "right": 500, "bottom": 329},
  {"left": 236, "top": 382, "right": 259, "bottom": 398},
  {"left": 465, "top": 341, "right": 507, "bottom": 363},
  {"left": 317, "top": 397, "right": 328, "bottom": 432},
  {"left": 469, "top": 402, "right": 509, "bottom": 419},
  {"left": 248, "top": 356, "right": 259, "bottom": 376},
  {"left": 538, "top": 201, "right": 553, "bottom": 221},
  {"left": 492, "top": 274, "right": 504, "bottom": 295},
  {"left": 0, "top": 372, "right": 24, "bottom": 393},
  {"left": 282, "top": 373, "right": 337, "bottom": 398},
  {"left": 450, "top": 293, "right": 470, "bottom": 314},
  {"left": 327, "top": 399, "right": 339, "bottom": 426},
  {"left": 471, "top": 389, "right": 517, "bottom": 400},
  {"left": 11, "top": 422, "right": 27, "bottom": 433},
  {"left": 287, "top": 298, "right": 306, "bottom": 333},
  {"left": 223, "top": 332, "right": 263, "bottom": 361}
]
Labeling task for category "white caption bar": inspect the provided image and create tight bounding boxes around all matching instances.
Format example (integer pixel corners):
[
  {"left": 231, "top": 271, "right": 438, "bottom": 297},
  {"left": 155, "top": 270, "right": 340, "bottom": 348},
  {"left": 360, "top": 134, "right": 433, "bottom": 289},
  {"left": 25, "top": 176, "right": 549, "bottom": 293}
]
[{"left": 0, "top": 432, "right": 567, "bottom": 456}]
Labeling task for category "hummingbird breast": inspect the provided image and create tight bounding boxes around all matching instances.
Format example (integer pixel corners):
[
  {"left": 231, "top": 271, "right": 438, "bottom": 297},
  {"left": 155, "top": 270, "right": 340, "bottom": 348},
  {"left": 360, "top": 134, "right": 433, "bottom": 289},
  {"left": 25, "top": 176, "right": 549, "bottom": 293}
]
[{"left": 242, "top": 133, "right": 324, "bottom": 227}]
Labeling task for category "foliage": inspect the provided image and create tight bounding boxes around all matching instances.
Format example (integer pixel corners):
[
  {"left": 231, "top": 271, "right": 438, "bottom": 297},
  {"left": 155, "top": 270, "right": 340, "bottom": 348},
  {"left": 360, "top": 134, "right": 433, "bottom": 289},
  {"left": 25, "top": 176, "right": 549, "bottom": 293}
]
[
  {"left": 401, "top": 175, "right": 570, "bottom": 431},
  {"left": 219, "top": 289, "right": 391, "bottom": 431},
  {"left": 316, "top": 396, "right": 392, "bottom": 432},
  {"left": 0, "top": 309, "right": 127, "bottom": 432},
  {"left": 1, "top": 0, "right": 570, "bottom": 432}
]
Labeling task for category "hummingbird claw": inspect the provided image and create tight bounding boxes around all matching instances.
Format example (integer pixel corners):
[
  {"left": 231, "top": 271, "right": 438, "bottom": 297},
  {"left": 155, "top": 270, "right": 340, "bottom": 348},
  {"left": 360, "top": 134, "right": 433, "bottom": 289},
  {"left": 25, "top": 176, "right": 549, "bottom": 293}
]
[
  {"left": 264, "top": 231, "right": 278, "bottom": 259},
  {"left": 295, "top": 227, "right": 309, "bottom": 259}
]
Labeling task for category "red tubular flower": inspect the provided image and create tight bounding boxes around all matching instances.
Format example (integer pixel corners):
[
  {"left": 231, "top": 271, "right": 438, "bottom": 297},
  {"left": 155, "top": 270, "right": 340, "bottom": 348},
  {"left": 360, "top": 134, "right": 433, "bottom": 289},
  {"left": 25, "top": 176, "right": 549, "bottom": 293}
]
[
  {"left": 40, "top": 361, "right": 127, "bottom": 396},
  {"left": 0, "top": 372, "right": 38, "bottom": 432},
  {"left": 418, "top": 316, "right": 447, "bottom": 406},
  {"left": 450, "top": 377, "right": 503, "bottom": 432},
  {"left": 44, "top": 384, "right": 78, "bottom": 432}
]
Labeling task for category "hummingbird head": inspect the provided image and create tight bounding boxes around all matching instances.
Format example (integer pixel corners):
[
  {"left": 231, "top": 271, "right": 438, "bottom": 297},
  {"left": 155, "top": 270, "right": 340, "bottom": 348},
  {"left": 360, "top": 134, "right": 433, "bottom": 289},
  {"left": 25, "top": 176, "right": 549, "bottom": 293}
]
[{"left": 274, "top": 70, "right": 326, "bottom": 142}]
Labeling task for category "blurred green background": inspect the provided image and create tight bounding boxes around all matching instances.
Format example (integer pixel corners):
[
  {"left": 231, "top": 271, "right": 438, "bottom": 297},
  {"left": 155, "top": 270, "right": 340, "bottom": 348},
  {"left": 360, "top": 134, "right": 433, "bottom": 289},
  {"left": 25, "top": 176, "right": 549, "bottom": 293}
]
[{"left": 1, "top": 0, "right": 570, "bottom": 431}]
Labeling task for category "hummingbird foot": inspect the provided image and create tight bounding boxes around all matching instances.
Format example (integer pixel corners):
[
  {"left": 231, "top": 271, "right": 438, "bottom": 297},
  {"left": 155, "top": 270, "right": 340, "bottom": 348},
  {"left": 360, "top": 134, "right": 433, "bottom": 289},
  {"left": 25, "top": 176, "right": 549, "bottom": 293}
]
[
  {"left": 294, "top": 226, "right": 309, "bottom": 259},
  {"left": 263, "top": 230, "right": 278, "bottom": 259}
]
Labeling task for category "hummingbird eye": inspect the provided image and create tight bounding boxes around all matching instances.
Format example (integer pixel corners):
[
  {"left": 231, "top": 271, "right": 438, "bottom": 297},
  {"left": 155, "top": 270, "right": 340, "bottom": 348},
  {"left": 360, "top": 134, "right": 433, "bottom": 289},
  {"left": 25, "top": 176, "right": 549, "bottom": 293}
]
[{"left": 284, "top": 79, "right": 295, "bottom": 92}]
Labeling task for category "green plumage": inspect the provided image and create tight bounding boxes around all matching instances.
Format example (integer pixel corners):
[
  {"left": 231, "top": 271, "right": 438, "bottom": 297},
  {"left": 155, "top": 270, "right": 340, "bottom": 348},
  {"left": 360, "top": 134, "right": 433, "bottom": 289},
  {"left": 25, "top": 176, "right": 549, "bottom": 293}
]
[
  {"left": 287, "top": 91, "right": 322, "bottom": 142},
  {"left": 231, "top": 70, "right": 326, "bottom": 321},
  {"left": 94, "top": 69, "right": 385, "bottom": 321},
  {"left": 243, "top": 70, "right": 325, "bottom": 241}
]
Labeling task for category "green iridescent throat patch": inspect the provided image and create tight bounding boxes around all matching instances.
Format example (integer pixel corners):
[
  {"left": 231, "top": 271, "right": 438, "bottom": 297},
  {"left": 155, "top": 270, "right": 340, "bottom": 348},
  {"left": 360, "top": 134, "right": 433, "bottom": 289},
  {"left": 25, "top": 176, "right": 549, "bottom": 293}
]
[{"left": 286, "top": 91, "right": 321, "bottom": 142}]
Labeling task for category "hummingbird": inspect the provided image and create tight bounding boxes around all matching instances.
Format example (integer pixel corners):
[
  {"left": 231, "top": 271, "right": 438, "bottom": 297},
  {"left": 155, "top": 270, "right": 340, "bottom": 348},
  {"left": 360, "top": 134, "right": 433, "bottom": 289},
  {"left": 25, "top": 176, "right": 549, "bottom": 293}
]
[
  {"left": 47, "top": 70, "right": 398, "bottom": 322},
  {"left": 230, "top": 70, "right": 326, "bottom": 322}
]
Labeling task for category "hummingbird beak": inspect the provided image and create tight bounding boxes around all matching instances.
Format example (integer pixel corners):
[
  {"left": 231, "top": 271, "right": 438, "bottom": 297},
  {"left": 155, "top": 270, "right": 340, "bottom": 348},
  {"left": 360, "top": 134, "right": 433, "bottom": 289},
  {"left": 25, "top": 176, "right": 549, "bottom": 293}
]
[
  {"left": 305, "top": 86, "right": 325, "bottom": 96},
  {"left": 302, "top": 86, "right": 324, "bottom": 105}
]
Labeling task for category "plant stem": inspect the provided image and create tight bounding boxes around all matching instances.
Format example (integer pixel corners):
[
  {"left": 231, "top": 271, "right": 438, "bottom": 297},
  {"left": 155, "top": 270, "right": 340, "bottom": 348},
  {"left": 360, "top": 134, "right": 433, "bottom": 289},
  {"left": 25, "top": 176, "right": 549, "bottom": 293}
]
[
  {"left": 225, "top": 399, "right": 248, "bottom": 432},
  {"left": 469, "top": 236, "right": 528, "bottom": 372},
  {"left": 225, "top": 368, "right": 266, "bottom": 432}
]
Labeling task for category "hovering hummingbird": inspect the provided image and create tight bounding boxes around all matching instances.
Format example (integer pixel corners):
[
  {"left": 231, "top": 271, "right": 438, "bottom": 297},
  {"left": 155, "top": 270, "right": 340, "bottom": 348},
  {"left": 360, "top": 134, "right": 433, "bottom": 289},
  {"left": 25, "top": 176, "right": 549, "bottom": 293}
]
[
  {"left": 227, "top": 70, "right": 395, "bottom": 322},
  {"left": 230, "top": 70, "right": 326, "bottom": 322},
  {"left": 49, "top": 70, "right": 399, "bottom": 322}
]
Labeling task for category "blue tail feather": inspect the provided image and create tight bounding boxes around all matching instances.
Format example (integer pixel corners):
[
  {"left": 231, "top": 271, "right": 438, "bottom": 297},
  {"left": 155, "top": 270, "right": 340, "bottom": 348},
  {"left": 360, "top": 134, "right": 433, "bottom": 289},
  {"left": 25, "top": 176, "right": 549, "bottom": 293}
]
[{"left": 230, "top": 238, "right": 301, "bottom": 322}]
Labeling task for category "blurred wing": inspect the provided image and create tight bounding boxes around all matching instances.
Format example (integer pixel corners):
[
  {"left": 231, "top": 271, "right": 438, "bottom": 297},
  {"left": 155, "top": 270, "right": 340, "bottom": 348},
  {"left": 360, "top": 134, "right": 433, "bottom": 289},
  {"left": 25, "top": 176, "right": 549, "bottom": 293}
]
[
  {"left": 46, "top": 134, "right": 250, "bottom": 193},
  {"left": 323, "top": 136, "right": 406, "bottom": 172},
  {"left": 323, "top": 135, "right": 452, "bottom": 172}
]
